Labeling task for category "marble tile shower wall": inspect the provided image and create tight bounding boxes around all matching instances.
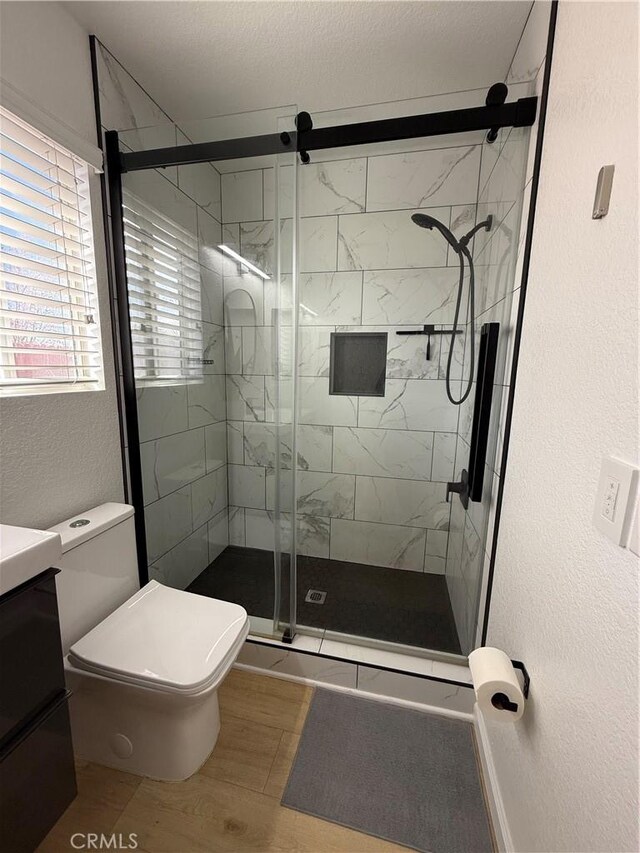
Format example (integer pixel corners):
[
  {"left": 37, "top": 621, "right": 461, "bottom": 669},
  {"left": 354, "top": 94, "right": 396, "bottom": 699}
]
[
  {"left": 220, "top": 141, "right": 488, "bottom": 572},
  {"left": 94, "top": 41, "right": 229, "bottom": 589},
  {"left": 444, "top": 1, "right": 552, "bottom": 652}
]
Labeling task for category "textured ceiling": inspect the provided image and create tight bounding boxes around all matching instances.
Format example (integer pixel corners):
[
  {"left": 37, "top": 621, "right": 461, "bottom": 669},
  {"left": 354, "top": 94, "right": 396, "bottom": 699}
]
[{"left": 65, "top": 1, "right": 531, "bottom": 122}]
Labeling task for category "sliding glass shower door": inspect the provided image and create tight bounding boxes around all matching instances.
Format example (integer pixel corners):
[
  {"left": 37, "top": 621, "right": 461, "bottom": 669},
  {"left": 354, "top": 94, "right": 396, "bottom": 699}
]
[
  {"left": 110, "top": 90, "right": 532, "bottom": 657},
  {"left": 116, "top": 107, "right": 298, "bottom": 640}
]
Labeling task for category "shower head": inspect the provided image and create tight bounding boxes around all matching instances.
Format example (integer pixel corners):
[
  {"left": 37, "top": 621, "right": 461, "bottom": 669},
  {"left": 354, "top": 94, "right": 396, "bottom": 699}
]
[{"left": 411, "top": 212, "right": 460, "bottom": 252}]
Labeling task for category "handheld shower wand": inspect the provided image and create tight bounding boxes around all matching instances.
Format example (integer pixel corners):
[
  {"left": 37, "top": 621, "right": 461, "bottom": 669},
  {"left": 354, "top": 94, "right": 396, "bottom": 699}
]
[{"left": 410, "top": 212, "right": 492, "bottom": 405}]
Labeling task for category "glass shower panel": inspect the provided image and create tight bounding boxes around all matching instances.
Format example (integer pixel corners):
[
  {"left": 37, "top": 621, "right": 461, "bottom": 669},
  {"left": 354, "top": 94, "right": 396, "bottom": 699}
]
[
  {"left": 118, "top": 108, "right": 297, "bottom": 639},
  {"left": 289, "top": 97, "right": 531, "bottom": 657},
  {"left": 445, "top": 125, "right": 530, "bottom": 655}
]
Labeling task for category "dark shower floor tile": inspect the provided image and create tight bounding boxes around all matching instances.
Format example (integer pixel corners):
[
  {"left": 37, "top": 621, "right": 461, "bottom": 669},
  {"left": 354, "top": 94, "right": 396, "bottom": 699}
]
[{"left": 187, "top": 546, "right": 461, "bottom": 655}]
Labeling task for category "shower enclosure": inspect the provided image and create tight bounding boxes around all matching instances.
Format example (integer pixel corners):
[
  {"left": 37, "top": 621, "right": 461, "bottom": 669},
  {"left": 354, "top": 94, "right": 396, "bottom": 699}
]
[{"left": 101, "top": 66, "right": 535, "bottom": 659}]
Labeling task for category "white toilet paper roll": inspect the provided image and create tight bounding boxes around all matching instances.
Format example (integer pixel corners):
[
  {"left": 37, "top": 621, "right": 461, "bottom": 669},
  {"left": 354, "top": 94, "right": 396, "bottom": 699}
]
[{"left": 468, "top": 647, "right": 525, "bottom": 722}]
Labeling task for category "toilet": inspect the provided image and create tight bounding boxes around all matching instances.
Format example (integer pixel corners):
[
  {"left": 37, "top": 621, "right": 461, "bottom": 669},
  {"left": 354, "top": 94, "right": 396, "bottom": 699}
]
[{"left": 50, "top": 502, "right": 249, "bottom": 782}]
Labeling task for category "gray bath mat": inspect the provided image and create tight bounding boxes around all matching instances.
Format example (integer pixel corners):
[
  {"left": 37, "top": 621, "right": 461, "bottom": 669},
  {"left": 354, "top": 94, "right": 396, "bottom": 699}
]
[{"left": 282, "top": 689, "right": 493, "bottom": 853}]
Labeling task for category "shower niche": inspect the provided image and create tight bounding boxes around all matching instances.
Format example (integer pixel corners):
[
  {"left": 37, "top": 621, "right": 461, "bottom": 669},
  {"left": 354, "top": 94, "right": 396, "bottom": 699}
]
[{"left": 97, "top": 32, "right": 540, "bottom": 662}]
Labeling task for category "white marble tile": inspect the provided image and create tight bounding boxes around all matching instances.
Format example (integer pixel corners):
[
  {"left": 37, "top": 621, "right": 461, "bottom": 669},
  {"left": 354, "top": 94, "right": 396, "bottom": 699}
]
[
  {"left": 465, "top": 460, "right": 492, "bottom": 546},
  {"left": 197, "top": 208, "right": 223, "bottom": 273},
  {"left": 338, "top": 208, "right": 449, "bottom": 271},
  {"left": 252, "top": 634, "right": 323, "bottom": 654},
  {"left": 318, "top": 640, "right": 469, "bottom": 681},
  {"left": 227, "top": 421, "right": 244, "bottom": 465},
  {"left": 265, "top": 468, "right": 291, "bottom": 513},
  {"left": 97, "top": 43, "right": 170, "bottom": 135},
  {"left": 221, "top": 170, "right": 263, "bottom": 223},
  {"left": 263, "top": 375, "right": 280, "bottom": 425},
  {"left": 226, "top": 375, "right": 265, "bottom": 422},
  {"left": 432, "top": 432, "right": 457, "bottom": 482},
  {"left": 150, "top": 523, "right": 208, "bottom": 591},
  {"left": 224, "top": 274, "right": 264, "bottom": 327},
  {"left": 239, "top": 220, "right": 274, "bottom": 277},
  {"left": 425, "top": 555, "right": 446, "bottom": 575},
  {"left": 201, "top": 267, "right": 224, "bottom": 326},
  {"left": 262, "top": 165, "right": 294, "bottom": 221},
  {"left": 229, "top": 464, "right": 266, "bottom": 510},
  {"left": 298, "top": 377, "right": 357, "bottom": 427},
  {"left": 298, "top": 326, "right": 333, "bottom": 377},
  {"left": 243, "top": 422, "right": 279, "bottom": 469},
  {"left": 192, "top": 466, "right": 228, "bottom": 529},
  {"left": 298, "top": 271, "right": 363, "bottom": 325},
  {"left": 244, "top": 508, "right": 275, "bottom": 551},
  {"left": 178, "top": 160, "right": 221, "bottom": 223},
  {"left": 447, "top": 204, "right": 478, "bottom": 267},
  {"left": 224, "top": 326, "right": 243, "bottom": 374},
  {"left": 356, "top": 667, "right": 474, "bottom": 714},
  {"left": 296, "top": 424, "right": 333, "bottom": 472},
  {"left": 362, "top": 267, "right": 460, "bottom": 326},
  {"left": 237, "top": 643, "right": 357, "bottom": 688},
  {"left": 299, "top": 216, "right": 339, "bottom": 273},
  {"left": 187, "top": 374, "right": 226, "bottom": 428},
  {"left": 332, "top": 427, "right": 433, "bottom": 479},
  {"left": 337, "top": 323, "right": 439, "bottom": 380},
  {"left": 221, "top": 222, "right": 240, "bottom": 251},
  {"left": 243, "top": 326, "right": 275, "bottom": 375},
  {"left": 426, "top": 528, "right": 449, "bottom": 558},
  {"left": 478, "top": 131, "right": 527, "bottom": 208},
  {"left": 228, "top": 506, "right": 245, "bottom": 546},
  {"left": 136, "top": 384, "right": 188, "bottom": 442},
  {"left": 437, "top": 321, "right": 466, "bottom": 381},
  {"left": 507, "top": 0, "right": 551, "bottom": 84},
  {"left": 242, "top": 422, "right": 331, "bottom": 473},
  {"left": 330, "top": 518, "right": 426, "bottom": 571},
  {"left": 263, "top": 274, "right": 293, "bottom": 328},
  {"left": 296, "top": 514, "right": 331, "bottom": 558},
  {"left": 358, "top": 379, "right": 459, "bottom": 432},
  {"left": 300, "top": 158, "right": 366, "bottom": 215},
  {"left": 201, "top": 323, "right": 225, "bottom": 375},
  {"left": 296, "top": 471, "right": 355, "bottom": 519},
  {"left": 145, "top": 487, "right": 192, "bottom": 563},
  {"left": 208, "top": 507, "right": 229, "bottom": 563},
  {"left": 140, "top": 428, "right": 206, "bottom": 503},
  {"left": 355, "top": 476, "right": 449, "bottom": 530},
  {"left": 366, "top": 146, "right": 480, "bottom": 211}
]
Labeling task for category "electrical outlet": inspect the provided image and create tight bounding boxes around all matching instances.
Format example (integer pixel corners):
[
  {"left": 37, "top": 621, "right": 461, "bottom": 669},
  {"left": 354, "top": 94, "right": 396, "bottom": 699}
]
[{"left": 593, "top": 456, "right": 639, "bottom": 547}]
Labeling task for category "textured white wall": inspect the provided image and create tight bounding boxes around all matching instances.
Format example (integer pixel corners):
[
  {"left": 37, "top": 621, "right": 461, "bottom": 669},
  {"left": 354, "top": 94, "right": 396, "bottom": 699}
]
[
  {"left": 0, "top": 2, "right": 124, "bottom": 528},
  {"left": 486, "top": 3, "right": 639, "bottom": 851}
]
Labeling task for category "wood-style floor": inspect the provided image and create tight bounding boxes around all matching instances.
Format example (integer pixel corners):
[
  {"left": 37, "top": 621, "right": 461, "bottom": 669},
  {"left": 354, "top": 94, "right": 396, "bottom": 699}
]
[{"left": 38, "top": 669, "right": 405, "bottom": 852}]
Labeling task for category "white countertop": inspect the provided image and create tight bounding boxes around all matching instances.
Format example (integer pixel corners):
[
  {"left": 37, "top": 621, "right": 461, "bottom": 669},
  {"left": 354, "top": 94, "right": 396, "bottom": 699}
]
[{"left": 0, "top": 524, "right": 62, "bottom": 596}]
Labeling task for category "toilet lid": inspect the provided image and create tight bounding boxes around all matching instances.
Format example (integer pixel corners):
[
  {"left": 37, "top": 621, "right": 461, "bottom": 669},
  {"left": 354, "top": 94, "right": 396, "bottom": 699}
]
[{"left": 68, "top": 581, "right": 249, "bottom": 694}]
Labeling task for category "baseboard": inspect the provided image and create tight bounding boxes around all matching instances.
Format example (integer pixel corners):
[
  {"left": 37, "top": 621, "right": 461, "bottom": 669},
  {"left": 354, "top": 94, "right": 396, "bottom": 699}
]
[
  {"left": 473, "top": 705, "right": 514, "bottom": 852},
  {"left": 233, "top": 662, "right": 474, "bottom": 722}
]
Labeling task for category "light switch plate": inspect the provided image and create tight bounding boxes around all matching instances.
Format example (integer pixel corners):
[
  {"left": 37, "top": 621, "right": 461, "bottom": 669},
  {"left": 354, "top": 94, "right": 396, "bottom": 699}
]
[{"left": 593, "top": 456, "right": 639, "bottom": 546}]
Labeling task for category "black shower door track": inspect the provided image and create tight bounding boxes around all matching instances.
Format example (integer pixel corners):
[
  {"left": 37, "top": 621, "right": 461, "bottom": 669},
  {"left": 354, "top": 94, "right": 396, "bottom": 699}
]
[{"left": 117, "top": 96, "right": 538, "bottom": 173}]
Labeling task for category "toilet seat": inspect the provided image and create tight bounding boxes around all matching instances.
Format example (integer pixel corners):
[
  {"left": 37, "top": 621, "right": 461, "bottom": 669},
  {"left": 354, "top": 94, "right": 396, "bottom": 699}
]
[{"left": 68, "top": 581, "right": 249, "bottom": 696}]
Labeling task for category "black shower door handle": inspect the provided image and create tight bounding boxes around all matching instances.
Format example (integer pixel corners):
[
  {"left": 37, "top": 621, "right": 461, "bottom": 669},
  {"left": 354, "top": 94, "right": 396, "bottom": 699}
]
[{"left": 467, "top": 322, "right": 500, "bottom": 502}]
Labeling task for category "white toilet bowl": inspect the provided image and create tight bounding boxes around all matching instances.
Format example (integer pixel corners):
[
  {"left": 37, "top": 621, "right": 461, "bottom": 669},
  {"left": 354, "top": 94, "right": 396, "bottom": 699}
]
[
  {"left": 65, "top": 580, "right": 249, "bottom": 781},
  {"left": 49, "top": 504, "right": 249, "bottom": 782}
]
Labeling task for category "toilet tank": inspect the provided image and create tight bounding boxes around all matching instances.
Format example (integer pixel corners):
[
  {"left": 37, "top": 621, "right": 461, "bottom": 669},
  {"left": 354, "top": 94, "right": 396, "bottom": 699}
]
[{"left": 49, "top": 503, "right": 140, "bottom": 653}]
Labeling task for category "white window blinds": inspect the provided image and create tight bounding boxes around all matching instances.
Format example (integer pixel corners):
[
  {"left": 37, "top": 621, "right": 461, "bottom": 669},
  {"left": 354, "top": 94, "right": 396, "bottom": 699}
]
[
  {"left": 0, "top": 106, "right": 103, "bottom": 394},
  {"left": 122, "top": 190, "right": 203, "bottom": 384}
]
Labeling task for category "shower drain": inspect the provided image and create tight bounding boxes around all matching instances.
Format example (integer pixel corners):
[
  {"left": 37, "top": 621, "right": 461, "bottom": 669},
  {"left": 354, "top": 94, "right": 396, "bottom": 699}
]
[{"left": 305, "top": 589, "right": 327, "bottom": 605}]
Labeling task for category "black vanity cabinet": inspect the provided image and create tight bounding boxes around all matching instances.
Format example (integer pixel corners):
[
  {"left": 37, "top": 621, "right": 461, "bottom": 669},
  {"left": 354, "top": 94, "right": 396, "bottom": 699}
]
[{"left": 0, "top": 568, "right": 77, "bottom": 852}]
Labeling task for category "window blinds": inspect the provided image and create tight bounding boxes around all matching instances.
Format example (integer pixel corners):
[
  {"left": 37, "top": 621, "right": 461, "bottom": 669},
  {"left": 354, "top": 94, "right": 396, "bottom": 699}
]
[
  {"left": 122, "top": 190, "right": 203, "bottom": 384},
  {"left": 0, "top": 106, "right": 102, "bottom": 393}
]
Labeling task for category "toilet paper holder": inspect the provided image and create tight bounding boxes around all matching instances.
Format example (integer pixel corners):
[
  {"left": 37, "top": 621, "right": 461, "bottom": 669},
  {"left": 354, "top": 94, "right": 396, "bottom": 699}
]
[{"left": 510, "top": 659, "right": 530, "bottom": 698}]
